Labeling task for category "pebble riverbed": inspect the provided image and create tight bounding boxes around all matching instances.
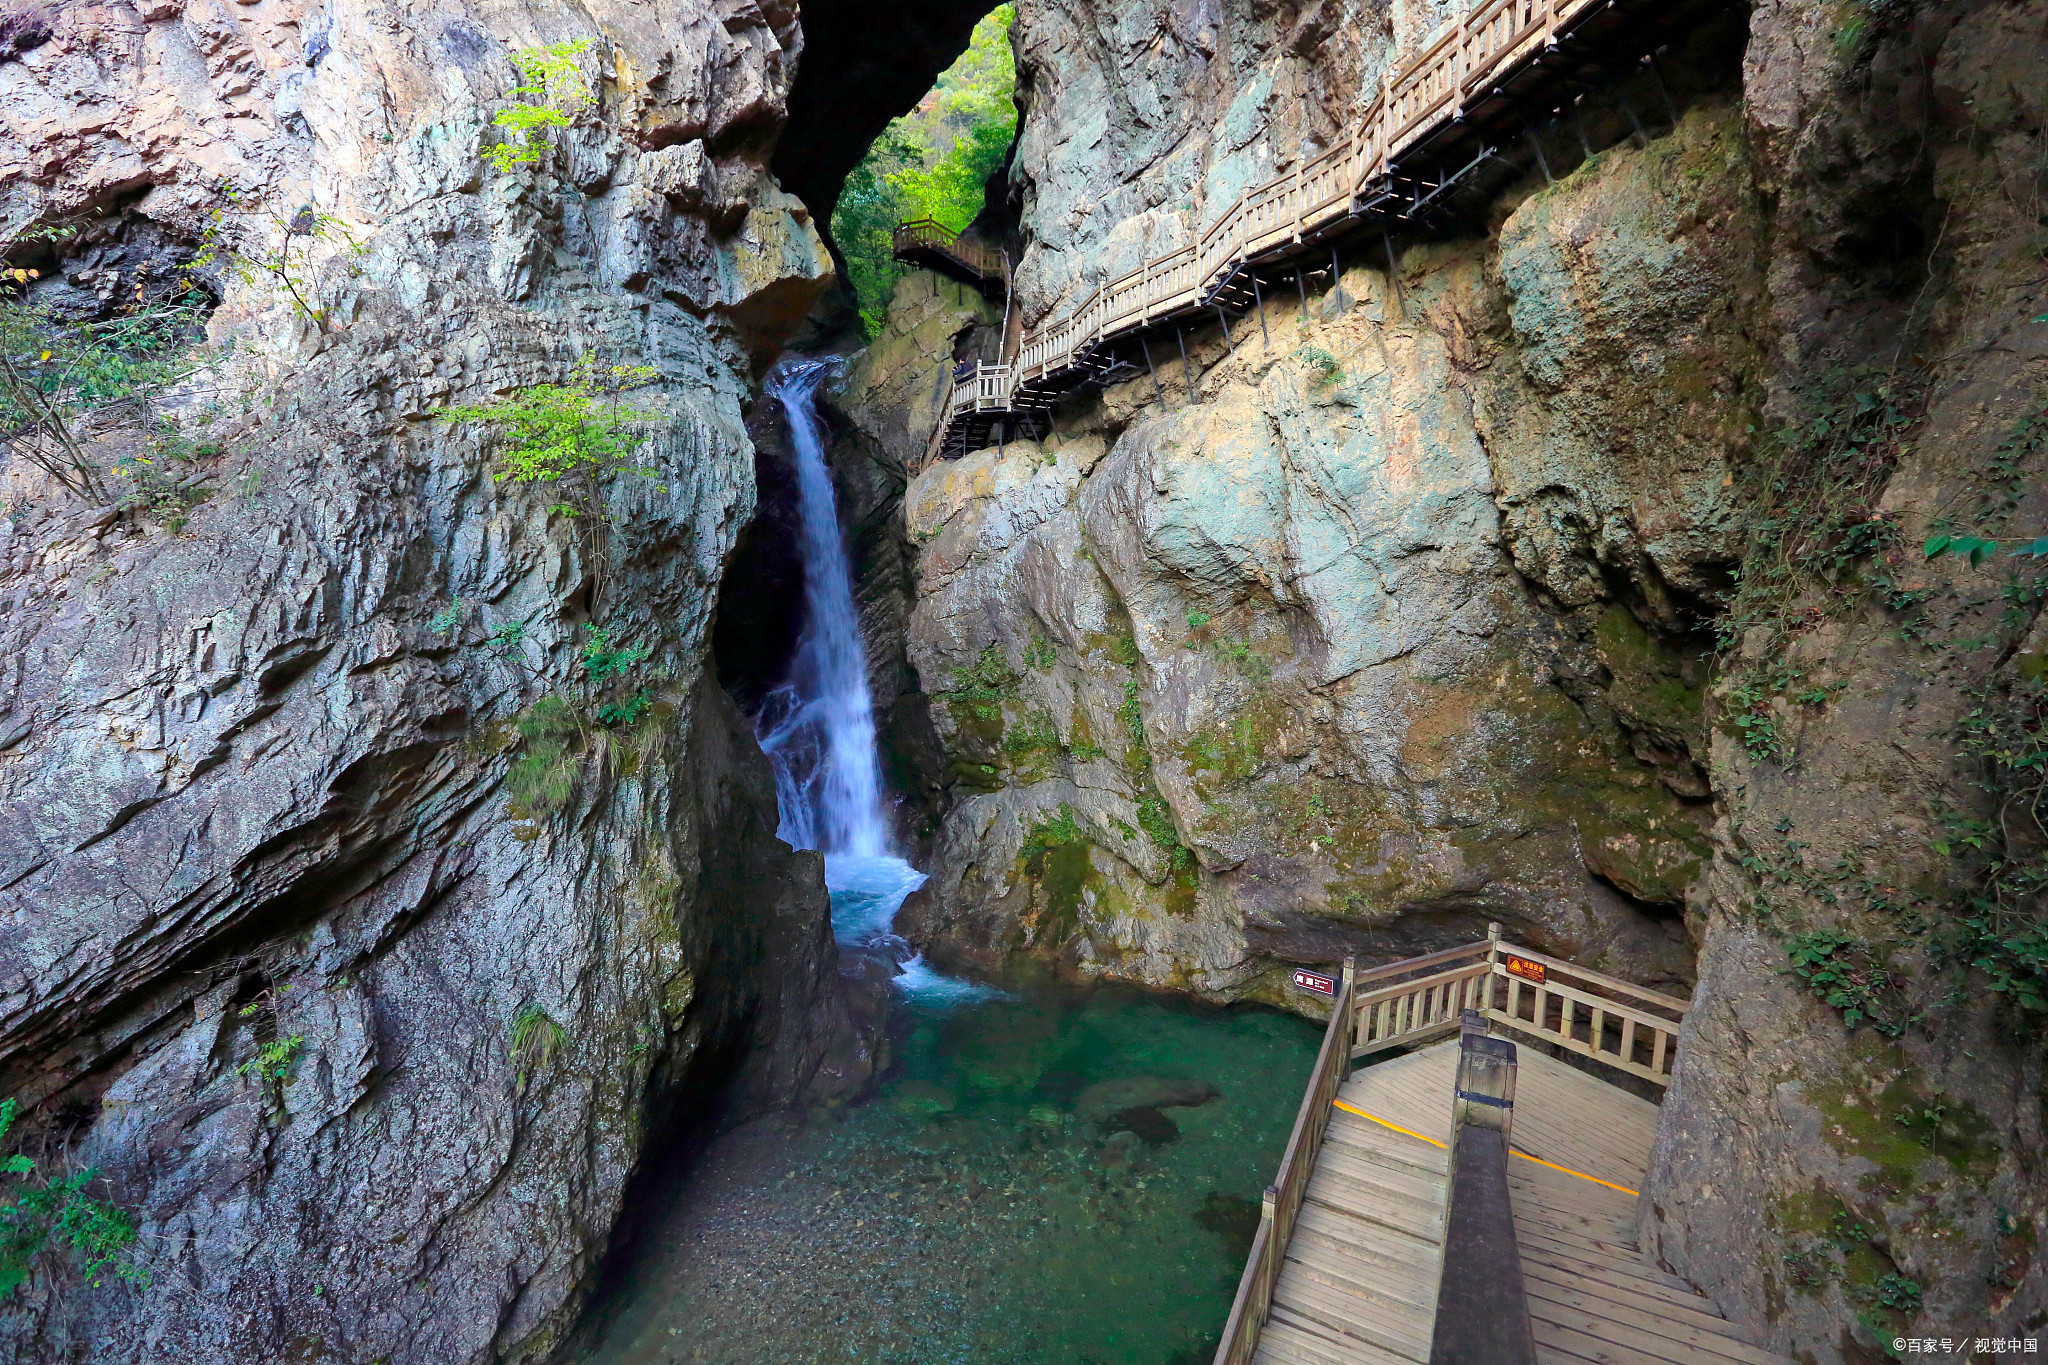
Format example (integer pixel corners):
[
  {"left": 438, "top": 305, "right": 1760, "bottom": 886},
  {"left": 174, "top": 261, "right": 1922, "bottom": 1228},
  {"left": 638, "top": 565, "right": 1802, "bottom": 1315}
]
[{"left": 578, "top": 975, "right": 1320, "bottom": 1365}]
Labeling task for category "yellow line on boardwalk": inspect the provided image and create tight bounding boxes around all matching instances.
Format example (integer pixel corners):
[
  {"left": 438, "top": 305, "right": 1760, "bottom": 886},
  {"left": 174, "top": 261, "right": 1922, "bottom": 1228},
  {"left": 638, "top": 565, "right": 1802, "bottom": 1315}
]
[
  {"left": 1508, "top": 1151, "right": 1639, "bottom": 1196},
  {"left": 1333, "top": 1097, "right": 1447, "bottom": 1148},
  {"left": 1330, "top": 1098, "right": 1640, "bottom": 1197}
]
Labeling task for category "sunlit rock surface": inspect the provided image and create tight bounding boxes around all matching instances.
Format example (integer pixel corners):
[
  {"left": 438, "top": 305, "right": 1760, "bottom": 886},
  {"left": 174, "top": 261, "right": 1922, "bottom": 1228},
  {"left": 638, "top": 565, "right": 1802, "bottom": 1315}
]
[{"left": 0, "top": 2, "right": 863, "bottom": 1362}]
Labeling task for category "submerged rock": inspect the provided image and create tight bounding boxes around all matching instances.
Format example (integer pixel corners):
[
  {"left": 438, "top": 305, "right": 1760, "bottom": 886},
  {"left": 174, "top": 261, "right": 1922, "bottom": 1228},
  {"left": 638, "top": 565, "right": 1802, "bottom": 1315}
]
[{"left": 1074, "top": 1075, "right": 1220, "bottom": 1122}]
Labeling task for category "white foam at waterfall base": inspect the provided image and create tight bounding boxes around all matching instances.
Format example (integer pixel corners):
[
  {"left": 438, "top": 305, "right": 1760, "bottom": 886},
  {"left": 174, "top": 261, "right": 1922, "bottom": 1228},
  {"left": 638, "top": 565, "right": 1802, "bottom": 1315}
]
[
  {"left": 757, "top": 357, "right": 997, "bottom": 1007},
  {"left": 825, "top": 853, "right": 1003, "bottom": 1007}
]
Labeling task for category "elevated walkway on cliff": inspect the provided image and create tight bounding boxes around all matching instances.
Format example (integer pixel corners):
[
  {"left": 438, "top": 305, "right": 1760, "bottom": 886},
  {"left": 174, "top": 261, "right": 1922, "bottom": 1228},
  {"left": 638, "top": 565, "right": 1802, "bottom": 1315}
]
[
  {"left": 900, "top": 0, "right": 1736, "bottom": 472},
  {"left": 1216, "top": 930, "right": 1792, "bottom": 1365},
  {"left": 891, "top": 218, "right": 1010, "bottom": 298}
]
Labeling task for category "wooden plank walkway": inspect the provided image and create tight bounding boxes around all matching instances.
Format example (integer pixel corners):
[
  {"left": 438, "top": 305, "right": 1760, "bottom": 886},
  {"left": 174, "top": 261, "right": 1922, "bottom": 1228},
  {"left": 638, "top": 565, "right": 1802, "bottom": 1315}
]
[{"left": 1251, "top": 1040, "right": 1789, "bottom": 1365}]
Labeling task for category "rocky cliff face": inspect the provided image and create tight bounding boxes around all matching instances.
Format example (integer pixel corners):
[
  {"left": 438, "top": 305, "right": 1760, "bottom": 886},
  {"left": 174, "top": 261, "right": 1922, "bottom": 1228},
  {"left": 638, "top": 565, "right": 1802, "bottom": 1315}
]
[
  {"left": 0, "top": 2, "right": 880, "bottom": 1362},
  {"left": 851, "top": 0, "right": 2048, "bottom": 1355}
]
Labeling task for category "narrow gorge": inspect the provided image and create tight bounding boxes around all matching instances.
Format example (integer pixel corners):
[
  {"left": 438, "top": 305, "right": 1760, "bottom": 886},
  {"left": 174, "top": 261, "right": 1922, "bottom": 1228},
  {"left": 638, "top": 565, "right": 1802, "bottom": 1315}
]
[{"left": 0, "top": 0, "right": 2042, "bottom": 1362}]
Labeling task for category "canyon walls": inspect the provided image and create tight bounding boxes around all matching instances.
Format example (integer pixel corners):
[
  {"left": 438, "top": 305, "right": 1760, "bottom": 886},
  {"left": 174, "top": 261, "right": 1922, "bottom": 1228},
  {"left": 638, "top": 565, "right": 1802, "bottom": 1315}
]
[
  {"left": 851, "top": 0, "right": 2048, "bottom": 1356},
  {"left": 0, "top": 2, "right": 881, "bottom": 1361}
]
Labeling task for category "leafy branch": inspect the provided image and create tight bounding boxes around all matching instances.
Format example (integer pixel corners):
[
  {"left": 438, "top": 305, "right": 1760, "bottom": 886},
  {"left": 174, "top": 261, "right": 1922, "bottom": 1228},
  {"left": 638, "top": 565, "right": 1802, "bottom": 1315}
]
[
  {"left": 486, "top": 40, "right": 597, "bottom": 173},
  {"left": 188, "top": 186, "right": 367, "bottom": 334},
  {"left": 0, "top": 1098, "right": 143, "bottom": 1297},
  {"left": 0, "top": 272, "right": 206, "bottom": 501}
]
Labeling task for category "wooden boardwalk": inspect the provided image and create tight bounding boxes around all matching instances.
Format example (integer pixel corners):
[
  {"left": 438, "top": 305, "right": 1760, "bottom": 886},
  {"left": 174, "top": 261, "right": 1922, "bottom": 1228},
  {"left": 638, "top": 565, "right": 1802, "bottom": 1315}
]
[
  {"left": 903, "top": 0, "right": 1736, "bottom": 467},
  {"left": 1251, "top": 1039, "right": 1787, "bottom": 1365}
]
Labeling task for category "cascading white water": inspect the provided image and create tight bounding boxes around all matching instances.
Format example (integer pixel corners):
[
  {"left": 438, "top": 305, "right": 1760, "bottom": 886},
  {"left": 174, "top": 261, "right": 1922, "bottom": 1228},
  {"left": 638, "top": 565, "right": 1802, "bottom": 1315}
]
[
  {"left": 755, "top": 358, "right": 995, "bottom": 1005},
  {"left": 756, "top": 357, "right": 892, "bottom": 859}
]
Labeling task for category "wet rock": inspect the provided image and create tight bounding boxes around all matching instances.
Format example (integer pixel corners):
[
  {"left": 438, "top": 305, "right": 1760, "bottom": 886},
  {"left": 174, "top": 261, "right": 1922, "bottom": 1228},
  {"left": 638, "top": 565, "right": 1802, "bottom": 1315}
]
[
  {"left": 1074, "top": 1075, "right": 1219, "bottom": 1122},
  {"left": 0, "top": 2, "right": 857, "bottom": 1362},
  {"left": 1096, "top": 1128, "right": 1142, "bottom": 1169}
]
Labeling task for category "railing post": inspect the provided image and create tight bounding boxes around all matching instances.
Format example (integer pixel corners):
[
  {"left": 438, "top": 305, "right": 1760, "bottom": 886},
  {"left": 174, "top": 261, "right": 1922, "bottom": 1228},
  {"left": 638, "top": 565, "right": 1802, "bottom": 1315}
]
[
  {"left": 1343, "top": 955, "right": 1357, "bottom": 1054},
  {"left": 1483, "top": 922, "right": 1502, "bottom": 1016},
  {"left": 1434, "top": 1021, "right": 1536, "bottom": 1365}
]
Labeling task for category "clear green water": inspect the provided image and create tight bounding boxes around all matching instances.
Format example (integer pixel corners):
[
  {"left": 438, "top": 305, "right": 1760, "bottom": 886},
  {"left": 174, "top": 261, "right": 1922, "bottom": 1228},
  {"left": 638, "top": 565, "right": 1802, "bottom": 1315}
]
[{"left": 580, "top": 972, "right": 1320, "bottom": 1365}]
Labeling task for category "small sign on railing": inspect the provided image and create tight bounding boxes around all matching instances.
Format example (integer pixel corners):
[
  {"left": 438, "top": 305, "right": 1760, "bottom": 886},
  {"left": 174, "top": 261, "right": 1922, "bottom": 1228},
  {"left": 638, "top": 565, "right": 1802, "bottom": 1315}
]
[
  {"left": 1502, "top": 956, "right": 1545, "bottom": 984},
  {"left": 1291, "top": 968, "right": 1337, "bottom": 997}
]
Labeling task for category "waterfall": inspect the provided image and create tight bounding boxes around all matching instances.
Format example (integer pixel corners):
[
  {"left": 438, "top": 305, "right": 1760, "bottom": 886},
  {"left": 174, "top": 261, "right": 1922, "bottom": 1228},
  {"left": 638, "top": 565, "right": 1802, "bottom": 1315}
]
[
  {"left": 755, "top": 358, "right": 992, "bottom": 1005},
  {"left": 755, "top": 357, "right": 891, "bottom": 860}
]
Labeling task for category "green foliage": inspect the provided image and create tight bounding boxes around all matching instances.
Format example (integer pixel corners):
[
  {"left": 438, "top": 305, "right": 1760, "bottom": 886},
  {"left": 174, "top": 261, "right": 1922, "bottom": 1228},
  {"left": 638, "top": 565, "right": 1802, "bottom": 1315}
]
[
  {"left": 1213, "top": 636, "right": 1271, "bottom": 682},
  {"left": 830, "top": 7, "right": 1016, "bottom": 334},
  {"left": 1105, "top": 629, "right": 1142, "bottom": 669},
  {"left": 594, "top": 692, "right": 652, "bottom": 728},
  {"left": 437, "top": 356, "right": 660, "bottom": 520},
  {"left": 1023, "top": 633, "right": 1057, "bottom": 669},
  {"left": 432, "top": 603, "right": 660, "bottom": 819},
  {"left": 0, "top": 282, "right": 205, "bottom": 500},
  {"left": 1136, "top": 795, "right": 1195, "bottom": 873},
  {"left": 0, "top": 1098, "right": 143, "bottom": 1297},
  {"left": 1715, "top": 370, "right": 1919, "bottom": 767},
  {"left": 1002, "top": 716, "right": 1061, "bottom": 755},
  {"left": 1185, "top": 611, "right": 1211, "bottom": 633},
  {"left": 1783, "top": 929, "right": 1906, "bottom": 1036},
  {"left": 509, "top": 1005, "right": 568, "bottom": 1094},
  {"left": 942, "top": 642, "right": 1015, "bottom": 721},
  {"left": 188, "top": 183, "right": 368, "bottom": 333},
  {"left": 1928, "top": 669, "right": 2048, "bottom": 1015},
  {"left": 1872, "top": 1273, "right": 1921, "bottom": 1312},
  {"left": 1023, "top": 803, "right": 1083, "bottom": 855},
  {"left": 507, "top": 694, "right": 581, "bottom": 814},
  {"left": 237, "top": 1034, "right": 305, "bottom": 1083},
  {"left": 1117, "top": 679, "right": 1146, "bottom": 750},
  {"left": 579, "top": 623, "right": 652, "bottom": 680},
  {"left": 1297, "top": 346, "right": 1342, "bottom": 385},
  {"left": 486, "top": 39, "right": 597, "bottom": 172}
]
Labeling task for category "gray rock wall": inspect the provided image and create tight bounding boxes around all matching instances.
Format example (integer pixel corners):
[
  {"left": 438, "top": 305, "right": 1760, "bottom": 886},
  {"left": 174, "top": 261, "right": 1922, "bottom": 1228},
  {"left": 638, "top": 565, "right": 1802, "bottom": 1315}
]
[
  {"left": 858, "top": 0, "right": 2048, "bottom": 1356},
  {"left": 0, "top": 1, "right": 872, "bottom": 1361}
]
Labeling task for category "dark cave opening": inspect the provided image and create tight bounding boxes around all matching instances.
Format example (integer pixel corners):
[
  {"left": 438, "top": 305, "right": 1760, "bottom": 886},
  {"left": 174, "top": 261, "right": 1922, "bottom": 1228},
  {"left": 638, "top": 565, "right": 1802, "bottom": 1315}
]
[{"left": 770, "top": 0, "right": 1006, "bottom": 236}]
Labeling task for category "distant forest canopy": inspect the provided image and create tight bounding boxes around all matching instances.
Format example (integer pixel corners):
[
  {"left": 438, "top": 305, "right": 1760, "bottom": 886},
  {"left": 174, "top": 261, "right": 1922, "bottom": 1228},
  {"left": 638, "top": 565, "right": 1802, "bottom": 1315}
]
[{"left": 831, "top": 5, "right": 1017, "bottom": 338}]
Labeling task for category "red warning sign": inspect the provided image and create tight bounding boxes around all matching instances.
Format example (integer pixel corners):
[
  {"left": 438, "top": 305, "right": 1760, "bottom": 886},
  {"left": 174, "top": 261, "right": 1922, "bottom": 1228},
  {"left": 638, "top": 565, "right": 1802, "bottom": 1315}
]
[{"left": 1503, "top": 955, "right": 1546, "bottom": 984}]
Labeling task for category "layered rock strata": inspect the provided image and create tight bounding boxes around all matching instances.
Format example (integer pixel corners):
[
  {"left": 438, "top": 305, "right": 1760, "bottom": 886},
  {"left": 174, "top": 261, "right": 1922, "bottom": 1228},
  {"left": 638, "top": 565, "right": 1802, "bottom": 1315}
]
[{"left": 0, "top": 2, "right": 870, "bottom": 1362}]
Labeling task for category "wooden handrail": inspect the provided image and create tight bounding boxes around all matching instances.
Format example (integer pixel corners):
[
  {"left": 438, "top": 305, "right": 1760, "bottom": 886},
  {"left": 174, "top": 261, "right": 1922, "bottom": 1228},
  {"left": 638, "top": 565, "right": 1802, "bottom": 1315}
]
[
  {"left": 1212, "top": 958, "right": 1355, "bottom": 1365},
  {"left": 1482, "top": 941, "right": 1693, "bottom": 1015},
  {"left": 1214, "top": 926, "right": 1695, "bottom": 1356},
  {"left": 1349, "top": 939, "right": 1490, "bottom": 987},
  {"left": 904, "top": 0, "right": 1635, "bottom": 472},
  {"left": 1346, "top": 933, "right": 1689, "bottom": 1086}
]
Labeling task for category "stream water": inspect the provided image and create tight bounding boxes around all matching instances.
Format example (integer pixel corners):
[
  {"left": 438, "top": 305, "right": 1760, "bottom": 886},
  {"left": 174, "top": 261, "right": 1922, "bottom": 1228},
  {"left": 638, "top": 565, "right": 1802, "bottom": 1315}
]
[{"left": 575, "top": 359, "right": 1320, "bottom": 1364}]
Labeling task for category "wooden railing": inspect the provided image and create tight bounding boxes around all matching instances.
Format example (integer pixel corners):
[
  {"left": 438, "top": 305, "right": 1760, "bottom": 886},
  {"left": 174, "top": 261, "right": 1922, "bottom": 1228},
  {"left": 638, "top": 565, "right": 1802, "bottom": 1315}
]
[
  {"left": 1211, "top": 959, "right": 1355, "bottom": 1365},
  {"left": 911, "top": 0, "right": 1623, "bottom": 468},
  {"left": 1211, "top": 929, "right": 1689, "bottom": 1363},
  {"left": 891, "top": 218, "right": 1008, "bottom": 286},
  {"left": 1353, "top": 925, "right": 1690, "bottom": 1087}
]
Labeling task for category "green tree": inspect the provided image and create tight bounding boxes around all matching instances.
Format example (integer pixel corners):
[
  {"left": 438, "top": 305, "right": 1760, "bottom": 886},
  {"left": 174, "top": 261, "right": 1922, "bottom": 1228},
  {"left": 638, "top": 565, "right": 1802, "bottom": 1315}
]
[
  {"left": 436, "top": 355, "right": 660, "bottom": 521},
  {"left": 486, "top": 39, "right": 598, "bottom": 172},
  {"left": 830, "top": 6, "right": 1017, "bottom": 336}
]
